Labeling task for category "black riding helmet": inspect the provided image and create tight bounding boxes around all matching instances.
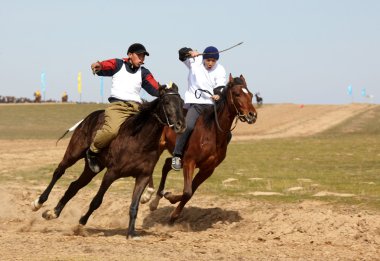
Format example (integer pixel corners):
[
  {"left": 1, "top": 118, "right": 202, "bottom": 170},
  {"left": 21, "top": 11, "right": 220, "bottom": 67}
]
[{"left": 127, "top": 43, "right": 149, "bottom": 56}]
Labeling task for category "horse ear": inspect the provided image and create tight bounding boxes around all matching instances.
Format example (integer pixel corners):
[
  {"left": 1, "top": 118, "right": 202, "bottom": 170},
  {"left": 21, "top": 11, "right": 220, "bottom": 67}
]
[
  {"left": 157, "top": 82, "right": 165, "bottom": 95},
  {"left": 240, "top": 74, "right": 247, "bottom": 86},
  {"left": 229, "top": 73, "right": 233, "bottom": 82},
  {"left": 171, "top": 83, "right": 179, "bottom": 93}
]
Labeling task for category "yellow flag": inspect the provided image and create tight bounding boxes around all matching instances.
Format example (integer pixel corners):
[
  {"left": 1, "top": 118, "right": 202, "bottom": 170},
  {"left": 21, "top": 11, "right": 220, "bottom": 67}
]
[{"left": 77, "top": 72, "right": 82, "bottom": 94}]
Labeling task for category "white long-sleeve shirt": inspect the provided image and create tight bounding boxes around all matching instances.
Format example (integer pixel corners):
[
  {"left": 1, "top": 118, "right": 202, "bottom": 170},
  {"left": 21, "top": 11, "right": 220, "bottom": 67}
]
[{"left": 183, "top": 56, "right": 226, "bottom": 105}]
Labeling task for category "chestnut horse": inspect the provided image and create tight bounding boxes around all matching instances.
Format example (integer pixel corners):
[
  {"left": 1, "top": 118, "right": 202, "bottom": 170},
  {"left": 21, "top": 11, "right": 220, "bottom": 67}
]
[
  {"left": 144, "top": 74, "right": 257, "bottom": 223},
  {"left": 31, "top": 83, "right": 186, "bottom": 238}
]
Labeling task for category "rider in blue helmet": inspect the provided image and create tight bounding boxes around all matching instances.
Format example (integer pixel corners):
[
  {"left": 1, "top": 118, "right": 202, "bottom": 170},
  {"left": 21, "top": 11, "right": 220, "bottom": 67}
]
[{"left": 171, "top": 46, "right": 227, "bottom": 170}]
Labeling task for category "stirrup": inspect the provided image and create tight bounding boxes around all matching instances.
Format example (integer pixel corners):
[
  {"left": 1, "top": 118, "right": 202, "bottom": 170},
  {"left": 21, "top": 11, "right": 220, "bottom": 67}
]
[{"left": 171, "top": 156, "right": 182, "bottom": 171}]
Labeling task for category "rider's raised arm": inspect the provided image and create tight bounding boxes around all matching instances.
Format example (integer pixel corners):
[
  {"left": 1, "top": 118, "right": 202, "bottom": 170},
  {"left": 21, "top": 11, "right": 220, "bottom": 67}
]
[
  {"left": 178, "top": 47, "right": 194, "bottom": 69},
  {"left": 94, "top": 58, "right": 124, "bottom": 77},
  {"left": 141, "top": 67, "right": 159, "bottom": 97}
]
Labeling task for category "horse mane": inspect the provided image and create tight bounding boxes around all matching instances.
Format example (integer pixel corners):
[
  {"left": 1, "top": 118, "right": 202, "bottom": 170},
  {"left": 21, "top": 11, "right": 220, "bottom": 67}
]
[
  {"left": 203, "top": 77, "right": 243, "bottom": 129},
  {"left": 119, "top": 98, "right": 160, "bottom": 136}
]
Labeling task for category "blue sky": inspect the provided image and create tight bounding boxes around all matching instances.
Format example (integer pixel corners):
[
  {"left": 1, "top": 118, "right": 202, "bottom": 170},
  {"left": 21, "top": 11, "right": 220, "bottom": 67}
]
[{"left": 0, "top": 0, "right": 379, "bottom": 104}]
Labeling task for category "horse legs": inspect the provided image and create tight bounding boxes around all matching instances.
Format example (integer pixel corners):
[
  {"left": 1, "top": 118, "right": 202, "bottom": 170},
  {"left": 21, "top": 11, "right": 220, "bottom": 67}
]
[
  {"left": 127, "top": 174, "right": 150, "bottom": 238},
  {"left": 169, "top": 167, "right": 214, "bottom": 223},
  {"left": 190, "top": 168, "right": 215, "bottom": 195},
  {"left": 42, "top": 164, "right": 103, "bottom": 220},
  {"left": 140, "top": 176, "right": 155, "bottom": 204},
  {"left": 31, "top": 158, "right": 77, "bottom": 211},
  {"left": 165, "top": 161, "right": 196, "bottom": 223},
  {"left": 164, "top": 160, "right": 195, "bottom": 205},
  {"left": 79, "top": 169, "right": 118, "bottom": 226},
  {"left": 148, "top": 157, "right": 172, "bottom": 211}
]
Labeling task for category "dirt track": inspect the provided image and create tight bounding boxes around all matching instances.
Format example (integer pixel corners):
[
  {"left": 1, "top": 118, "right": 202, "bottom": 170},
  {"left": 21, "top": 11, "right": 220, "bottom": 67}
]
[{"left": 1, "top": 104, "right": 379, "bottom": 260}]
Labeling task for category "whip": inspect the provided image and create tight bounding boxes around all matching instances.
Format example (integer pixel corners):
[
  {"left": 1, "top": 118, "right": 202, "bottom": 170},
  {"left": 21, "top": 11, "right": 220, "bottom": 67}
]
[{"left": 197, "top": 41, "right": 243, "bottom": 56}]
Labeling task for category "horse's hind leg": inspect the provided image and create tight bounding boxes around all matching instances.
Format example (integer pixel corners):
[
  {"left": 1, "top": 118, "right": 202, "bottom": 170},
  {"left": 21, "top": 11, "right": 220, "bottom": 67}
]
[
  {"left": 42, "top": 164, "right": 103, "bottom": 220},
  {"left": 140, "top": 176, "right": 155, "bottom": 204},
  {"left": 31, "top": 135, "right": 89, "bottom": 212},
  {"left": 149, "top": 157, "right": 172, "bottom": 211},
  {"left": 79, "top": 169, "right": 118, "bottom": 226},
  {"left": 31, "top": 157, "right": 78, "bottom": 211}
]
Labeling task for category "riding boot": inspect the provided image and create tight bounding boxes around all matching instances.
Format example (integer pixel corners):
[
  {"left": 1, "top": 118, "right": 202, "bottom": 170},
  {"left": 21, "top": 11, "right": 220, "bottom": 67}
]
[{"left": 86, "top": 149, "right": 101, "bottom": 173}]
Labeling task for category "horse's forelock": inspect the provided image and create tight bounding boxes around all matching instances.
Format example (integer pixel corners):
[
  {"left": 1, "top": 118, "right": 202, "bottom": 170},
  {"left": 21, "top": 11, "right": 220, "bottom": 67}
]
[{"left": 233, "top": 77, "right": 244, "bottom": 85}]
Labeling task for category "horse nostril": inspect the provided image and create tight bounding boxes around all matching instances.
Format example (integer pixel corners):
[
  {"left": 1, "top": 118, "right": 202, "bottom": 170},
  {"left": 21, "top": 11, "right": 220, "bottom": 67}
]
[{"left": 247, "top": 111, "right": 257, "bottom": 124}]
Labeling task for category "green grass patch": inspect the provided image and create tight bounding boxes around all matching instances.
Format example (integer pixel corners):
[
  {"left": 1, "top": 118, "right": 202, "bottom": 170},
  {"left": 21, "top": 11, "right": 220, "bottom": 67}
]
[
  {"left": 1, "top": 104, "right": 380, "bottom": 210},
  {"left": 150, "top": 137, "right": 380, "bottom": 209},
  {"left": 0, "top": 103, "right": 107, "bottom": 139}
]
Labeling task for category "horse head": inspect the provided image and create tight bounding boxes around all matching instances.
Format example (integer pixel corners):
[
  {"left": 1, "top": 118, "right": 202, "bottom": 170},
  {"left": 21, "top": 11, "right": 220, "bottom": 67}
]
[
  {"left": 226, "top": 74, "right": 257, "bottom": 124},
  {"left": 157, "top": 82, "right": 186, "bottom": 133}
]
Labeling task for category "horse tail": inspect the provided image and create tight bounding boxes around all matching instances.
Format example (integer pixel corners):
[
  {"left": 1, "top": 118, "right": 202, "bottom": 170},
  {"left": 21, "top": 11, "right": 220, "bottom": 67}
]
[{"left": 56, "top": 119, "right": 84, "bottom": 146}]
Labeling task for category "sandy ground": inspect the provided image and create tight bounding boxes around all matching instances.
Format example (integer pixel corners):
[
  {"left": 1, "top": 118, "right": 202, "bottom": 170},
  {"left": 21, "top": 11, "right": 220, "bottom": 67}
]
[{"left": 1, "top": 103, "right": 379, "bottom": 260}]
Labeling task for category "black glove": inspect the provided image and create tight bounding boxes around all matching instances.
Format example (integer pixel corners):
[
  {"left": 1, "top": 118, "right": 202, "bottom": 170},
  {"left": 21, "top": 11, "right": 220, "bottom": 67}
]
[{"left": 178, "top": 47, "right": 193, "bottom": 61}]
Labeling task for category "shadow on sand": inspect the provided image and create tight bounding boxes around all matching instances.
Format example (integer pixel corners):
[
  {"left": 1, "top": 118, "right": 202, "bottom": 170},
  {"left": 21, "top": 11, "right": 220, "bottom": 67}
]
[
  {"left": 78, "top": 206, "right": 242, "bottom": 237},
  {"left": 142, "top": 205, "right": 242, "bottom": 231}
]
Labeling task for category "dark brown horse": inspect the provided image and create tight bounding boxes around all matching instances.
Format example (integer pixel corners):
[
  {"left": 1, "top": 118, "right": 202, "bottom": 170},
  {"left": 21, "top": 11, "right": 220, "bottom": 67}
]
[
  {"left": 144, "top": 74, "right": 257, "bottom": 223},
  {"left": 31, "top": 83, "right": 186, "bottom": 238}
]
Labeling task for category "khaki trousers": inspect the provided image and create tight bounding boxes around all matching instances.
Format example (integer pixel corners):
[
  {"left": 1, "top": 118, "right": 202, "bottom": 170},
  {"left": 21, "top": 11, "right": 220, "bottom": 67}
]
[{"left": 90, "top": 101, "right": 140, "bottom": 153}]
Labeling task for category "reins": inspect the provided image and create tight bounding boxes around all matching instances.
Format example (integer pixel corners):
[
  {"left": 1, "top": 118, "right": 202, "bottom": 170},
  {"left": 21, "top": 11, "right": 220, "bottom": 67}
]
[
  {"left": 195, "top": 88, "right": 239, "bottom": 133},
  {"left": 152, "top": 92, "right": 180, "bottom": 127}
]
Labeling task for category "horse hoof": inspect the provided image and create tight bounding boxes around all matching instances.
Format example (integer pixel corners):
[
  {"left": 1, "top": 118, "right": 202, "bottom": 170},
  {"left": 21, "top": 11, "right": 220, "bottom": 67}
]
[
  {"left": 168, "top": 217, "right": 177, "bottom": 225},
  {"left": 130, "top": 235, "right": 142, "bottom": 241},
  {"left": 73, "top": 224, "right": 88, "bottom": 237},
  {"left": 140, "top": 187, "right": 155, "bottom": 204},
  {"left": 127, "top": 231, "right": 140, "bottom": 240},
  {"left": 149, "top": 200, "right": 158, "bottom": 211},
  {"left": 42, "top": 209, "right": 57, "bottom": 220},
  {"left": 169, "top": 210, "right": 180, "bottom": 224},
  {"left": 163, "top": 192, "right": 178, "bottom": 204},
  {"left": 31, "top": 198, "right": 42, "bottom": 211},
  {"left": 148, "top": 195, "right": 162, "bottom": 211},
  {"left": 163, "top": 191, "right": 172, "bottom": 199}
]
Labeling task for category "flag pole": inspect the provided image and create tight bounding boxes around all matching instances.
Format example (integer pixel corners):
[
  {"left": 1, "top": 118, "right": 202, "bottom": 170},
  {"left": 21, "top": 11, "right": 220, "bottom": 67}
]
[
  {"left": 100, "top": 76, "right": 104, "bottom": 103},
  {"left": 78, "top": 72, "right": 82, "bottom": 103}
]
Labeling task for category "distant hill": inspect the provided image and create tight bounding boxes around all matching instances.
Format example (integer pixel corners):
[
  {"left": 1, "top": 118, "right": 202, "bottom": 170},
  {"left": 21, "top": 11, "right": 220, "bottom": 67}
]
[{"left": 232, "top": 103, "right": 378, "bottom": 140}]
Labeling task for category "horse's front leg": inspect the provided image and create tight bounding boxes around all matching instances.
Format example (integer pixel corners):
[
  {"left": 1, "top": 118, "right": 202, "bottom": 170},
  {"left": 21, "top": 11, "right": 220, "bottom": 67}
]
[
  {"left": 127, "top": 174, "right": 150, "bottom": 239},
  {"left": 149, "top": 157, "right": 172, "bottom": 211},
  {"left": 165, "top": 160, "right": 196, "bottom": 223},
  {"left": 170, "top": 167, "right": 215, "bottom": 224}
]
